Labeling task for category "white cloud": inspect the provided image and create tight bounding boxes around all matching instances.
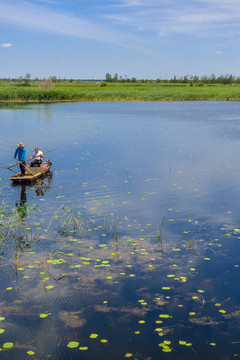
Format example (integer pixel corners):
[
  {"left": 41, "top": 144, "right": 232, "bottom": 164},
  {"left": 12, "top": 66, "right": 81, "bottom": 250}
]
[
  {"left": 0, "top": 0, "right": 240, "bottom": 53},
  {"left": 102, "top": 0, "right": 240, "bottom": 39},
  {"left": 1, "top": 43, "right": 12, "bottom": 47},
  {"left": 0, "top": 0, "right": 142, "bottom": 49},
  {"left": 216, "top": 51, "right": 224, "bottom": 55}
]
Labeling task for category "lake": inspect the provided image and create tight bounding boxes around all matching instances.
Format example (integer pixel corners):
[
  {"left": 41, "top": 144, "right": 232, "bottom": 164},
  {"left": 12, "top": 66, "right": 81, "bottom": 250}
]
[{"left": 0, "top": 101, "right": 240, "bottom": 359}]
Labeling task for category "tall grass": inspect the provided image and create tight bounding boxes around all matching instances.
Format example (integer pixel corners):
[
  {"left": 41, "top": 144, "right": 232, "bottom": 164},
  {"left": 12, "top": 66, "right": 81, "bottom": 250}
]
[{"left": 1, "top": 82, "right": 240, "bottom": 102}]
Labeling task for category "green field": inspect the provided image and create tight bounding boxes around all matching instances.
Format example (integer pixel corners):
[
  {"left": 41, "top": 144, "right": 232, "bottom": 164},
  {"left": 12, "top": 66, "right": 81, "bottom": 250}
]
[{"left": 1, "top": 81, "right": 240, "bottom": 103}]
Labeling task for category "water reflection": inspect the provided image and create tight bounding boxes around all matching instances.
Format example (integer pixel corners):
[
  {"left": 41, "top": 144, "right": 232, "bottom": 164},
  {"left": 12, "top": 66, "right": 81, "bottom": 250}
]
[
  {"left": 15, "top": 185, "right": 27, "bottom": 221},
  {"left": 12, "top": 173, "right": 53, "bottom": 222},
  {"left": 34, "top": 176, "right": 53, "bottom": 197},
  {"left": 1, "top": 102, "right": 240, "bottom": 359}
]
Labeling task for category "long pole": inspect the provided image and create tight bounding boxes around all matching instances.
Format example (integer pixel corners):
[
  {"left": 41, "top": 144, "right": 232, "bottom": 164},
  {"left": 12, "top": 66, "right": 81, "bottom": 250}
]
[
  {"left": 7, "top": 146, "right": 59, "bottom": 170},
  {"left": 22, "top": 162, "right": 34, "bottom": 176}
]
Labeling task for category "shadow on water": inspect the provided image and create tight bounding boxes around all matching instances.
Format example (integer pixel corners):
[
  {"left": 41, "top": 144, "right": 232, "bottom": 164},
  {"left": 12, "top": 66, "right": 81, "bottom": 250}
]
[
  {"left": 12, "top": 172, "right": 53, "bottom": 221},
  {"left": 15, "top": 185, "right": 27, "bottom": 221}
]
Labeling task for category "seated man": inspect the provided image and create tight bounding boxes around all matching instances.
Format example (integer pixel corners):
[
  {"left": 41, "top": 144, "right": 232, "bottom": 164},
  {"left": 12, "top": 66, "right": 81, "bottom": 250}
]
[{"left": 27, "top": 147, "right": 43, "bottom": 167}]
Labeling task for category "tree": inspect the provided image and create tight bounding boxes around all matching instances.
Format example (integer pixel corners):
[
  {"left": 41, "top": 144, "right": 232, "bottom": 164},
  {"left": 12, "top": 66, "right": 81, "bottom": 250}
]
[
  {"left": 50, "top": 76, "right": 57, "bottom": 83},
  {"left": 15, "top": 73, "right": 31, "bottom": 86},
  {"left": 24, "top": 73, "right": 31, "bottom": 86},
  {"left": 105, "top": 73, "right": 112, "bottom": 82},
  {"left": 113, "top": 73, "right": 118, "bottom": 82}
]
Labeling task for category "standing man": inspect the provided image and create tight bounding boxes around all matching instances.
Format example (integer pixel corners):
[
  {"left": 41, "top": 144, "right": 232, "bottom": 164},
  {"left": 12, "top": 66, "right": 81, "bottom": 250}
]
[
  {"left": 27, "top": 147, "right": 43, "bottom": 167},
  {"left": 14, "top": 142, "right": 26, "bottom": 176}
]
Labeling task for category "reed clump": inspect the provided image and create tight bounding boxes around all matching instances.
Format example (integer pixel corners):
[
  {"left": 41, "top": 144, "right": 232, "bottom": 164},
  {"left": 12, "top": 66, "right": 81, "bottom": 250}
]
[{"left": 0, "top": 82, "right": 240, "bottom": 103}]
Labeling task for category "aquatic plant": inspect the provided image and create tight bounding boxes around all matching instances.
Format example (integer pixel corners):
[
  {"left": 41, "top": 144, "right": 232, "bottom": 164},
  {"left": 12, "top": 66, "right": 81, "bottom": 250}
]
[
  {"left": 47, "top": 206, "right": 84, "bottom": 235},
  {"left": 189, "top": 225, "right": 202, "bottom": 251},
  {"left": 0, "top": 198, "right": 41, "bottom": 268}
]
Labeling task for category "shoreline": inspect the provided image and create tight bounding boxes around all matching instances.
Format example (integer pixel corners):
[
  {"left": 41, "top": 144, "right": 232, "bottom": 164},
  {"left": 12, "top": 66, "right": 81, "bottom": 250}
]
[{"left": 0, "top": 98, "right": 239, "bottom": 104}]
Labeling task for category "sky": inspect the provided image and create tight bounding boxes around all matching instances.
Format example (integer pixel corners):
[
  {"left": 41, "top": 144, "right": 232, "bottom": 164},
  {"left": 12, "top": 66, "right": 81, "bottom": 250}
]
[{"left": 0, "top": 0, "right": 240, "bottom": 79}]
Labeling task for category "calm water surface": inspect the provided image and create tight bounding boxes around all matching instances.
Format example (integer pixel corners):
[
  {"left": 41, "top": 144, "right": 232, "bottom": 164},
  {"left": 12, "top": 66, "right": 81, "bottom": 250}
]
[{"left": 0, "top": 101, "right": 240, "bottom": 359}]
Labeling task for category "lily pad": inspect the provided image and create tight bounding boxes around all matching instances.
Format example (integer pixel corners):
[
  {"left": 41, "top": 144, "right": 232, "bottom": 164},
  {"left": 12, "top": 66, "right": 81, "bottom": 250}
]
[{"left": 67, "top": 341, "right": 79, "bottom": 348}]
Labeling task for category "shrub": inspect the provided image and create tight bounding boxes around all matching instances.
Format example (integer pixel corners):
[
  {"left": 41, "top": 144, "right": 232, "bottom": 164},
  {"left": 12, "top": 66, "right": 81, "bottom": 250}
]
[{"left": 41, "top": 78, "right": 53, "bottom": 90}]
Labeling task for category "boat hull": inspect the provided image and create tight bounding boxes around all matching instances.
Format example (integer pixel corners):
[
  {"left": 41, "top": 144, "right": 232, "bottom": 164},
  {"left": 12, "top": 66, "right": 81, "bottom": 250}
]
[{"left": 10, "top": 162, "right": 52, "bottom": 183}]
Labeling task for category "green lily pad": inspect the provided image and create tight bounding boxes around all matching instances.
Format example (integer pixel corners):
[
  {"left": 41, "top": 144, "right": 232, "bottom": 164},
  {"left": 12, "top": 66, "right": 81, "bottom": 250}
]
[
  {"left": 27, "top": 350, "right": 35, "bottom": 355},
  {"left": 67, "top": 341, "right": 79, "bottom": 348}
]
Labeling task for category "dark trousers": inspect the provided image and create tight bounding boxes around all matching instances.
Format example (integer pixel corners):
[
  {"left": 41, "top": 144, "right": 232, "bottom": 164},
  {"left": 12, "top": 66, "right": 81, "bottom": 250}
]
[
  {"left": 20, "top": 161, "right": 26, "bottom": 176},
  {"left": 30, "top": 159, "right": 42, "bottom": 167}
]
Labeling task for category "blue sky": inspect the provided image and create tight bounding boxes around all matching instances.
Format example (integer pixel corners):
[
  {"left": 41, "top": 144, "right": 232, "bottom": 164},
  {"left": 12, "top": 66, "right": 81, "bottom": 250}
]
[{"left": 0, "top": 0, "right": 240, "bottom": 79}]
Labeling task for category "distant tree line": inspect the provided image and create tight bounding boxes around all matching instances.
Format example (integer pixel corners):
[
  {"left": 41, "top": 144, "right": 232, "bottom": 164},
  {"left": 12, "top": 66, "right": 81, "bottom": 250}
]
[
  {"left": 105, "top": 73, "right": 240, "bottom": 85},
  {"left": 1, "top": 73, "right": 240, "bottom": 85},
  {"left": 0, "top": 76, "right": 102, "bottom": 84}
]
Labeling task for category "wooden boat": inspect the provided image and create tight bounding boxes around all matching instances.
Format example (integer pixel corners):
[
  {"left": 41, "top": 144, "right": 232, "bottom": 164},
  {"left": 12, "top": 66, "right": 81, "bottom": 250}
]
[{"left": 10, "top": 161, "right": 52, "bottom": 183}]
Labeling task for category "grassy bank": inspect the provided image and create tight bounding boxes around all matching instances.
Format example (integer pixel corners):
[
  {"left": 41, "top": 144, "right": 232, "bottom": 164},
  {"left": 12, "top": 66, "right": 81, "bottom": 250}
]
[{"left": 1, "top": 81, "right": 240, "bottom": 103}]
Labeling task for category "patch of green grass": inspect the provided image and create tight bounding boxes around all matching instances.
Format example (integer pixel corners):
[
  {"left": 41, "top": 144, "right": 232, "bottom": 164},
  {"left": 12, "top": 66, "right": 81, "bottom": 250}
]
[{"left": 0, "top": 82, "right": 240, "bottom": 103}]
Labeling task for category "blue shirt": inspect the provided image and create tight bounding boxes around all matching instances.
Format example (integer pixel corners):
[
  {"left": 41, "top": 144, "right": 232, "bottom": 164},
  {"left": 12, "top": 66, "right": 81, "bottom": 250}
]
[{"left": 14, "top": 146, "right": 26, "bottom": 162}]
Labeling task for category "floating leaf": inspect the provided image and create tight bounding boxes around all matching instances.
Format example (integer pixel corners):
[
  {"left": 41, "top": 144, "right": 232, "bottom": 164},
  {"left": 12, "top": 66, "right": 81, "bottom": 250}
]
[
  {"left": 79, "top": 346, "right": 88, "bottom": 350},
  {"left": 125, "top": 353, "right": 132, "bottom": 358},
  {"left": 39, "top": 313, "right": 50, "bottom": 318},
  {"left": 90, "top": 334, "right": 98, "bottom": 338},
  {"left": 0, "top": 329, "right": 5, "bottom": 334},
  {"left": 67, "top": 341, "right": 79, "bottom": 348},
  {"left": 27, "top": 351, "right": 35, "bottom": 355},
  {"left": 3, "top": 342, "right": 14, "bottom": 348}
]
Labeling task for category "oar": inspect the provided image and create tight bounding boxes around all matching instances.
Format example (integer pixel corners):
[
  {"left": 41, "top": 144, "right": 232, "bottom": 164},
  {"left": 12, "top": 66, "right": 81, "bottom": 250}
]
[
  {"left": 30, "top": 146, "right": 60, "bottom": 160},
  {"left": 40, "top": 146, "right": 60, "bottom": 157},
  {"left": 0, "top": 165, "right": 19, "bottom": 174},
  {"left": 8, "top": 146, "right": 60, "bottom": 169},
  {"left": 7, "top": 162, "right": 19, "bottom": 170},
  {"left": 9, "top": 168, "right": 19, "bottom": 175}
]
